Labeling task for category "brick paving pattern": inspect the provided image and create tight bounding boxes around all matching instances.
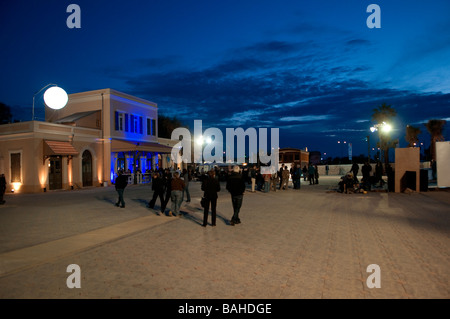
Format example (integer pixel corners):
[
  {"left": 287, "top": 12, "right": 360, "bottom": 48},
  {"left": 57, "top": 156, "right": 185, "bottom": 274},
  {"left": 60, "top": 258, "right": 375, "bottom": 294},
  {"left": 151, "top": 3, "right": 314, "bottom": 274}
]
[{"left": 0, "top": 176, "right": 448, "bottom": 299}]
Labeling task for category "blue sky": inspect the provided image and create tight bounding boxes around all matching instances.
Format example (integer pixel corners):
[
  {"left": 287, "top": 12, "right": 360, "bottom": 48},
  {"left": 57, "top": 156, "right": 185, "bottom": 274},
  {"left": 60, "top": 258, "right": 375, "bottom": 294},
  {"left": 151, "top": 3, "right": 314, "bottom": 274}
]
[{"left": 1, "top": 0, "right": 449, "bottom": 159}]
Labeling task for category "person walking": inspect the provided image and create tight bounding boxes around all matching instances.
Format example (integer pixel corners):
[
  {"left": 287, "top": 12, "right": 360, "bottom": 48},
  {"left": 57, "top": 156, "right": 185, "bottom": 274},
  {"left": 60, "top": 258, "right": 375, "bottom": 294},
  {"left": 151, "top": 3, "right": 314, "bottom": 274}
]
[
  {"left": 226, "top": 165, "right": 246, "bottom": 226},
  {"left": 302, "top": 165, "right": 308, "bottom": 181},
  {"left": 169, "top": 171, "right": 185, "bottom": 217},
  {"left": 115, "top": 170, "right": 128, "bottom": 208},
  {"left": 148, "top": 172, "right": 165, "bottom": 215},
  {"left": 308, "top": 163, "right": 315, "bottom": 185},
  {"left": 201, "top": 170, "right": 221, "bottom": 227},
  {"left": 0, "top": 173, "right": 6, "bottom": 205},
  {"left": 162, "top": 168, "right": 172, "bottom": 213}
]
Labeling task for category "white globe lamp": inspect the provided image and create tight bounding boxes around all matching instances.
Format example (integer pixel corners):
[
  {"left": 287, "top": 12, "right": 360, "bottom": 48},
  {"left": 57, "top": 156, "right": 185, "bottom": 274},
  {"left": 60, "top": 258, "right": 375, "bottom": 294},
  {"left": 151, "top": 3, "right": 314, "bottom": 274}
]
[{"left": 43, "top": 86, "right": 69, "bottom": 110}]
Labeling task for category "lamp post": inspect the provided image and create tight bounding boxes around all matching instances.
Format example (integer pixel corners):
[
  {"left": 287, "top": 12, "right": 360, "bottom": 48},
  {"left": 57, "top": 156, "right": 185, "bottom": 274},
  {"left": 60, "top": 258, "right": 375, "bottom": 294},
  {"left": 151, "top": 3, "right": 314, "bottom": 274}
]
[
  {"left": 32, "top": 84, "right": 68, "bottom": 120},
  {"left": 370, "top": 121, "right": 392, "bottom": 165}
]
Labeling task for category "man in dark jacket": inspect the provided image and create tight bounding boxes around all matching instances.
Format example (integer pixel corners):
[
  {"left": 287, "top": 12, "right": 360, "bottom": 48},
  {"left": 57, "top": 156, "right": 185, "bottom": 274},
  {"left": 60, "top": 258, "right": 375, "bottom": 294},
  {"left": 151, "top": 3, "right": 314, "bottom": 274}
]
[
  {"left": 201, "top": 170, "right": 221, "bottom": 227},
  {"left": 226, "top": 166, "right": 246, "bottom": 226},
  {"left": 115, "top": 170, "right": 128, "bottom": 208},
  {"left": 148, "top": 172, "right": 166, "bottom": 215}
]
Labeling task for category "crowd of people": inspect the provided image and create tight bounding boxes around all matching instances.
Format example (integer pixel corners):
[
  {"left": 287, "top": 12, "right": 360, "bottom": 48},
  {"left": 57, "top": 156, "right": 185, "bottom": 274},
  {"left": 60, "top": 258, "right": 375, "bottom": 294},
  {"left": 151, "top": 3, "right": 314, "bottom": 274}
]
[
  {"left": 112, "top": 160, "right": 394, "bottom": 227},
  {"left": 113, "top": 163, "right": 322, "bottom": 228}
]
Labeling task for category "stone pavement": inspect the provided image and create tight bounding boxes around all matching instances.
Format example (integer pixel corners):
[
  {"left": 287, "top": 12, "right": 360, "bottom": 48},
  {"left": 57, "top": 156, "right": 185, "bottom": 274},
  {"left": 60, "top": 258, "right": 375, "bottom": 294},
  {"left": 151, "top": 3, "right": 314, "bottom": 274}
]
[{"left": 0, "top": 176, "right": 449, "bottom": 299}]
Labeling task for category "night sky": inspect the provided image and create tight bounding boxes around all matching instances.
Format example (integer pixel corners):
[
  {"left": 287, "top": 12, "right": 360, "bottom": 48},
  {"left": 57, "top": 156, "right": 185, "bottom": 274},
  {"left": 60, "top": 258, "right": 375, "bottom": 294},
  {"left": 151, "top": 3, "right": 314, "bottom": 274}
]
[{"left": 1, "top": 0, "right": 449, "bottom": 159}]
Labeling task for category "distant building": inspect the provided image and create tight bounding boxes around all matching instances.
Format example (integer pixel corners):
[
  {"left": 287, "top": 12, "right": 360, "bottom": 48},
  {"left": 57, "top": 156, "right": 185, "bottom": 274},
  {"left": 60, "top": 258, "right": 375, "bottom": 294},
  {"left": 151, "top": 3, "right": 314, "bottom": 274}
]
[
  {"left": 0, "top": 89, "right": 174, "bottom": 193},
  {"left": 278, "top": 148, "right": 309, "bottom": 169},
  {"left": 309, "top": 151, "right": 321, "bottom": 165}
]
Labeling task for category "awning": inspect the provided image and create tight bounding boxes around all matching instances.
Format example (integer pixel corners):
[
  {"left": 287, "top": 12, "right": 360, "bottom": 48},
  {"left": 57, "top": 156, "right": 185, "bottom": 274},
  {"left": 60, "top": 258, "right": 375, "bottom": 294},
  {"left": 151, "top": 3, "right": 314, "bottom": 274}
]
[
  {"left": 44, "top": 140, "right": 79, "bottom": 156},
  {"left": 111, "top": 139, "right": 174, "bottom": 153}
]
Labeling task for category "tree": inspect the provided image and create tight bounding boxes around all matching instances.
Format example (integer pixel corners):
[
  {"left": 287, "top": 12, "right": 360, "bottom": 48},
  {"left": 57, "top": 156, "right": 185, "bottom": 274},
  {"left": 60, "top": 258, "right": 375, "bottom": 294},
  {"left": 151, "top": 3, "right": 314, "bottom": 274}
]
[
  {"left": 371, "top": 103, "right": 397, "bottom": 167},
  {"left": 425, "top": 119, "right": 446, "bottom": 161},
  {"left": 405, "top": 125, "right": 421, "bottom": 147},
  {"left": 0, "top": 102, "right": 13, "bottom": 124},
  {"left": 157, "top": 115, "right": 184, "bottom": 138}
]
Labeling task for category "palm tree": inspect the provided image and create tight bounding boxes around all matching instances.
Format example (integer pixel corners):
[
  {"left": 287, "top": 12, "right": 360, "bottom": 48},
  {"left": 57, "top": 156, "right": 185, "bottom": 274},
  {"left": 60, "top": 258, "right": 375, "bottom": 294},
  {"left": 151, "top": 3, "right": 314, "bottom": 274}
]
[
  {"left": 371, "top": 103, "right": 397, "bottom": 167},
  {"left": 425, "top": 119, "right": 446, "bottom": 160},
  {"left": 405, "top": 125, "right": 421, "bottom": 147}
]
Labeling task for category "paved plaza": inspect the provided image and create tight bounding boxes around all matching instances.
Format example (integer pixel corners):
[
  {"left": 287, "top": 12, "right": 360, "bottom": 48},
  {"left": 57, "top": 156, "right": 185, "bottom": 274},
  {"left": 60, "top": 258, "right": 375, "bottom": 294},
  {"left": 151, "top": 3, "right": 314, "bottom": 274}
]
[{"left": 0, "top": 176, "right": 449, "bottom": 299}]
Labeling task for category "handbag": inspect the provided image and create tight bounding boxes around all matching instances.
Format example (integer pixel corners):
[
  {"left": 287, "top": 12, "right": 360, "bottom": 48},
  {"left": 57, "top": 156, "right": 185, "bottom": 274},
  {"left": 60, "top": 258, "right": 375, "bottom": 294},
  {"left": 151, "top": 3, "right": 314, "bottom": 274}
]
[{"left": 200, "top": 197, "right": 207, "bottom": 208}]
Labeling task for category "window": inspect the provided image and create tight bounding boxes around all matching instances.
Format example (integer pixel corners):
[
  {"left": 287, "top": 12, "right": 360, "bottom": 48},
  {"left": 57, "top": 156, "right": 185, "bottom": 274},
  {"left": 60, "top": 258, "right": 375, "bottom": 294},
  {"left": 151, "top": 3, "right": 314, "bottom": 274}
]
[
  {"left": 115, "top": 111, "right": 124, "bottom": 131},
  {"left": 147, "top": 118, "right": 156, "bottom": 136},
  {"left": 10, "top": 152, "right": 21, "bottom": 183},
  {"left": 130, "top": 115, "right": 134, "bottom": 133},
  {"left": 151, "top": 119, "right": 156, "bottom": 136},
  {"left": 139, "top": 116, "right": 143, "bottom": 134},
  {"left": 134, "top": 116, "right": 138, "bottom": 133}
]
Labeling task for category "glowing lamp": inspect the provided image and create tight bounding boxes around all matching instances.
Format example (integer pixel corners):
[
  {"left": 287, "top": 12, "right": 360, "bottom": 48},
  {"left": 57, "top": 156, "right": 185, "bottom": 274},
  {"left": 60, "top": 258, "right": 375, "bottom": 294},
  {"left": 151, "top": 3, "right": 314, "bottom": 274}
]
[
  {"left": 43, "top": 86, "right": 68, "bottom": 110},
  {"left": 381, "top": 123, "right": 392, "bottom": 133}
]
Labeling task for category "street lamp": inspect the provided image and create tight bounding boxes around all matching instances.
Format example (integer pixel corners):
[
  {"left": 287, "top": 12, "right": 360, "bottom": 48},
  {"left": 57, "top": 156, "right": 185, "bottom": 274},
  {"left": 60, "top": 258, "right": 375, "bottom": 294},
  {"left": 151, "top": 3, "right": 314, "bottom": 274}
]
[
  {"left": 369, "top": 122, "right": 392, "bottom": 164},
  {"left": 32, "top": 84, "right": 68, "bottom": 120}
]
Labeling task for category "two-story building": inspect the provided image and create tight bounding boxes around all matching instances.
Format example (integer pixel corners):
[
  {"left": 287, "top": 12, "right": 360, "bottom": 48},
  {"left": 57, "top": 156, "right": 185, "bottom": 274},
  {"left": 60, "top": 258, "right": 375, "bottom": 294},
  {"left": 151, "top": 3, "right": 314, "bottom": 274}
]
[{"left": 0, "top": 89, "right": 174, "bottom": 193}]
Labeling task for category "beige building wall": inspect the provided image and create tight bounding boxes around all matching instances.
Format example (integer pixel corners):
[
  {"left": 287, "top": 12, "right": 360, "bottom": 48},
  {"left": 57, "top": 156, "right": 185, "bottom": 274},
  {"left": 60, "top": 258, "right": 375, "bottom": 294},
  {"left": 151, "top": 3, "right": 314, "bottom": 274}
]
[
  {"left": 394, "top": 147, "right": 420, "bottom": 193},
  {"left": 0, "top": 121, "right": 102, "bottom": 193}
]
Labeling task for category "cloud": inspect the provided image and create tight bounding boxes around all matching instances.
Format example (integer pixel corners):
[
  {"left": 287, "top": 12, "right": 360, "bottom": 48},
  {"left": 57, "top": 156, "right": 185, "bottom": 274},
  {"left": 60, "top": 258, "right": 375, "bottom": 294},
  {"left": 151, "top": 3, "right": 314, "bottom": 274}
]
[{"left": 280, "top": 115, "right": 332, "bottom": 122}]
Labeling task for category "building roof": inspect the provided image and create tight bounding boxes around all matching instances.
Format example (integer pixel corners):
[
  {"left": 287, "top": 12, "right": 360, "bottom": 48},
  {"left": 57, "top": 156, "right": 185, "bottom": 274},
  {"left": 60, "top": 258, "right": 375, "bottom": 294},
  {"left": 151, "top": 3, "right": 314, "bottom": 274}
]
[{"left": 53, "top": 111, "right": 99, "bottom": 123}]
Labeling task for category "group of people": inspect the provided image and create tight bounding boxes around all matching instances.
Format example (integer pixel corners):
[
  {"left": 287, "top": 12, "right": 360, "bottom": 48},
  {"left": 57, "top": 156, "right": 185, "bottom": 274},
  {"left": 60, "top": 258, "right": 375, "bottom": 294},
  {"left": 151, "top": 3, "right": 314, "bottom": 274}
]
[
  {"left": 115, "top": 166, "right": 246, "bottom": 227},
  {"left": 248, "top": 163, "right": 319, "bottom": 193},
  {"left": 338, "top": 161, "right": 391, "bottom": 193}
]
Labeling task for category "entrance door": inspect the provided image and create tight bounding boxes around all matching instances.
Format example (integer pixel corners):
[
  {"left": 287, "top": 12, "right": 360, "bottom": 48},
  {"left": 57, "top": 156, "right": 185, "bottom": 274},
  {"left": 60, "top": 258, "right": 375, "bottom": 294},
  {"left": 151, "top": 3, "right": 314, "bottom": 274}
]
[
  {"left": 82, "top": 150, "right": 93, "bottom": 187},
  {"left": 49, "top": 157, "right": 62, "bottom": 190}
]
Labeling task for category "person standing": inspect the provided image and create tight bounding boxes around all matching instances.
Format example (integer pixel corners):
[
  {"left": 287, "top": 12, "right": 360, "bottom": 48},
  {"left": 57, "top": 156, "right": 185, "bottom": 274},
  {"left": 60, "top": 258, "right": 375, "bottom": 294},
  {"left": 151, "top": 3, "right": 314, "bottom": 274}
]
[
  {"left": 115, "top": 170, "right": 128, "bottom": 208},
  {"left": 270, "top": 171, "right": 279, "bottom": 192},
  {"left": 226, "top": 166, "right": 246, "bottom": 226},
  {"left": 314, "top": 164, "right": 319, "bottom": 184},
  {"left": 362, "top": 161, "right": 372, "bottom": 184},
  {"left": 201, "top": 170, "right": 221, "bottom": 227},
  {"left": 169, "top": 171, "right": 185, "bottom": 217},
  {"left": 263, "top": 171, "right": 271, "bottom": 193},
  {"left": 308, "top": 163, "right": 315, "bottom": 185},
  {"left": 148, "top": 172, "right": 165, "bottom": 215},
  {"left": 162, "top": 168, "right": 172, "bottom": 213},
  {"left": 182, "top": 169, "right": 191, "bottom": 203},
  {"left": 351, "top": 162, "right": 359, "bottom": 182},
  {"left": 293, "top": 164, "right": 301, "bottom": 189},
  {"left": 0, "top": 173, "right": 6, "bottom": 205},
  {"left": 375, "top": 161, "right": 384, "bottom": 187},
  {"left": 250, "top": 166, "right": 256, "bottom": 193},
  {"left": 281, "top": 166, "right": 290, "bottom": 189},
  {"left": 302, "top": 165, "right": 308, "bottom": 181}
]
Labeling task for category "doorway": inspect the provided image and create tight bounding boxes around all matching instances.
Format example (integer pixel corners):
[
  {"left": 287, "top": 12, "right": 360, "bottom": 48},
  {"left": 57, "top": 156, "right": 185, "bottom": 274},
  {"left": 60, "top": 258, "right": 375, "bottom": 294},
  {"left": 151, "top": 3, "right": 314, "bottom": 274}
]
[
  {"left": 48, "top": 157, "right": 62, "bottom": 190},
  {"left": 82, "top": 150, "right": 93, "bottom": 187}
]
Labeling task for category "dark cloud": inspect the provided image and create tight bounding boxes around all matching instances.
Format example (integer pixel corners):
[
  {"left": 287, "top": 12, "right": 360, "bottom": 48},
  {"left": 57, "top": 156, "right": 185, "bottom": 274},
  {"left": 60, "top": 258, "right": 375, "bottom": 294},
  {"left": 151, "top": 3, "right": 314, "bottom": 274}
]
[{"left": 118, "top": 36, "right": 450, "bottom": 155}]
